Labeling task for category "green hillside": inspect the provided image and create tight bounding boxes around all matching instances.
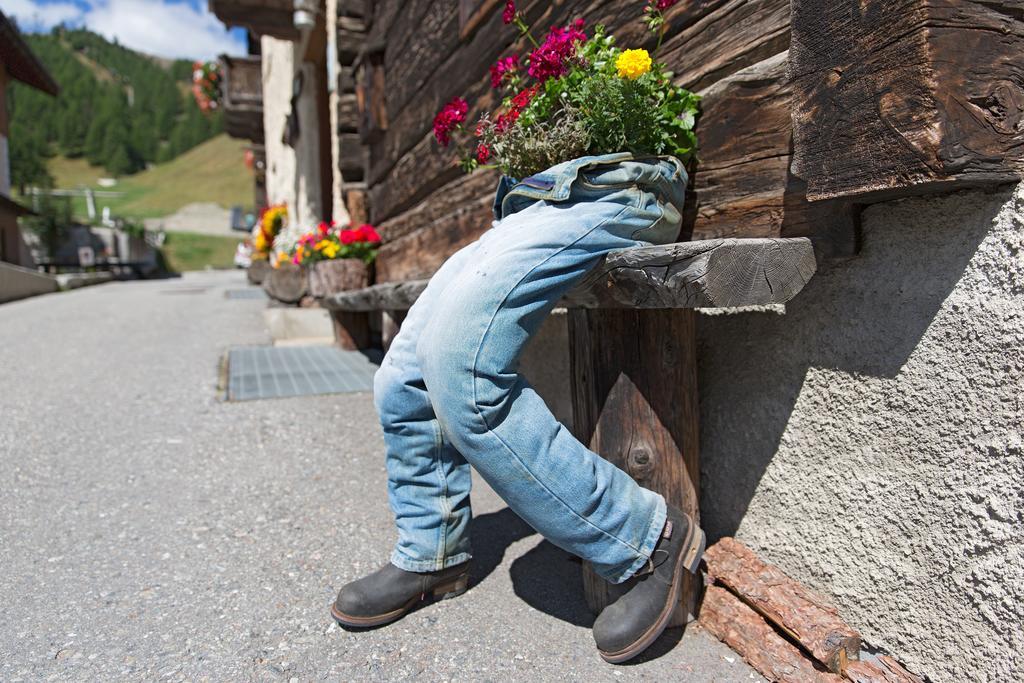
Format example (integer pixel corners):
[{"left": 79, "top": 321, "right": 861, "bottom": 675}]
[
  {"left": 46, "top": 134, "right": 254, "bottom": 220},
  {"left": 8, "top": 27, "right": 222, "bottom": 190}
]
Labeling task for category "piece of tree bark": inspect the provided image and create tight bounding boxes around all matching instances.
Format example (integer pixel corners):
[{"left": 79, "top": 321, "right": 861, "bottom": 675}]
[
  {"left": 699, "top": 586, "right": 843, "bottom": 683},
  {"left": 570, "top": 307, "right": 701, "bottom": 625},
  {"left": 790, "top": 0, "right": 1024, "bottom": 201},
  {"left": 845, "top": 656, "right": 924, "bottom": 683},
  {"left": 705, "top": 538, "right": 862, "bottom": 673}
]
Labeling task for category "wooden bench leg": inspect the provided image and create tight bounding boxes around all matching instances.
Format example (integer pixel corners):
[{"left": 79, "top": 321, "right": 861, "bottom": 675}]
[
  {"left": 568, "top": 307, "right": 701, "bottom": 626},
  {"left": 331, "top": 310, "right": 372, "bottom": 350}
]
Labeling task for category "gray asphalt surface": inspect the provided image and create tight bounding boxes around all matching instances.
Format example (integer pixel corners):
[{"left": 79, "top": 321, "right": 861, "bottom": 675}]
[{"left": 0, "top": 271, "right": 762, "bottom": 682}]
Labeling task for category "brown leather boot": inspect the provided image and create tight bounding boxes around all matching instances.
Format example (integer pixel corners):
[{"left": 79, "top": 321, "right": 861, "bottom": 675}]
[
  {"left": 592, "top": 505, "right": 705, "bottom": 663},
  {"left": 331, "top": 561, "right": 471, "bottom": 628}
]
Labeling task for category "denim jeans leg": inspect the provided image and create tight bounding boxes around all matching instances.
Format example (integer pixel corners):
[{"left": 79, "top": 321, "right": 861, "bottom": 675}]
[
  {"left": 374, "top": 237, "right": 485, "bottom": 572},
  {"left": 415, "top": 197, "right": 668, "bottom": 584}
]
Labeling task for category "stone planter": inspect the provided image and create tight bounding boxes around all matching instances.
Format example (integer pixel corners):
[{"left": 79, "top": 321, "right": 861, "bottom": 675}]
[
  {"left": 247, "top": 259, "right": 271, "bottom": 285},
  {"left": 262, "top": 262, "right": 308, "bottom": 304},
  {"left": 307, "top": 258, "right": 370, "bottom": 299}
]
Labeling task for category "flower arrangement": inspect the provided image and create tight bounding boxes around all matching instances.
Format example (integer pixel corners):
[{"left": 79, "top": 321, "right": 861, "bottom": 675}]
[
  {"left": 252, "top": 204, "right": 288, "bottom": 261},
  {"left": 192, "top": 60, "right": 222, "bottom": 113},
  {"left": 275, "top": 222, "right": 382, "bottom": 268},
  {"left": 432, "top": 0, "right": 698, "bottom": 180}
]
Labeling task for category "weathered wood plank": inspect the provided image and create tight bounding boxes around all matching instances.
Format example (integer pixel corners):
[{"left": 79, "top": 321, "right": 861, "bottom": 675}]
[
  {"left": 326, "top": 237, "right": 816, "bottom": 311},
  {"left": 699, "top": 585, "right": 843, "bottom": 683},
  {"left": 565, "top": 238, "right": 816, "bottom": 309},
  {"left": 571, "top": 307, "right": 701, "bottom": 625},
  {"left": 790, "top": 0, "right": 1024, "bottom": 201},
  {"left": 705, "top": 538, "right": 861, "bottom": 674}
]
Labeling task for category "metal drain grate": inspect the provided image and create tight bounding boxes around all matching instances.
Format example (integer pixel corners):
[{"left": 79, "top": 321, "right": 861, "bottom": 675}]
[
  {"left": 225, "top": 289, "right": 268, "bottom": 300},
  {"left": 226, "top": 346, "right": 382, "bottom": 401}
]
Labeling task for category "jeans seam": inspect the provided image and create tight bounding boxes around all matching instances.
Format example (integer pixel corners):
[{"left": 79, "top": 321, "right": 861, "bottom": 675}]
[
  {"left": 430, "top": 419, "right": 451, "bottom": 568},
  {"left": 467, "top": 200, "right": 651, "bottom": 557}
]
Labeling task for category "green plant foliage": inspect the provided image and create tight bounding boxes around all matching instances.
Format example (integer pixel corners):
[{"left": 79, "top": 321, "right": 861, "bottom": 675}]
[{"left": 7, "top": 27, "right": 221, "bottom": 181}]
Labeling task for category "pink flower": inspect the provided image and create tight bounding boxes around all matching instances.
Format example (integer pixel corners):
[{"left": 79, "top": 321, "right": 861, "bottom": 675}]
[
  {"left": 502, "top": 0, "right": 516, "bottom": 24},
  {"left": 656, "top": 0, "right": 678, "bottom": 9},
  {"left": 527, "top": 19, "right": 586, "bottom": 83},
  {"left": 476, "top": 143, "right": 492, "bottom": 164},
  {"left": 339, "top": 229, "right": 358, "bottom": 245},
  {"left": 489, "top": 54, "right": 520, "bottom": 89},
  {"left": 432, "top": 97, "right": 469, "bottom": 147}
]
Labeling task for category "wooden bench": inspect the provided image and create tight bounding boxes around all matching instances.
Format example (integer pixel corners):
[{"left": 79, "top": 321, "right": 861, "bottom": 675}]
[{"left": 322, "top": 236, "right": 817, "bottom": 621}]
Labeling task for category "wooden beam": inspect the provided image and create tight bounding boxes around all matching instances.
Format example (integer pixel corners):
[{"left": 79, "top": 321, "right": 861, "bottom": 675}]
[
  {"left": 325, "top": 237, "right": 816, "bottom": 312},
  {"left": 699, "top": 586, "right": 843, "bottom": 683},
  {"left": 790, "top": 0, "right": 1024, "bottom": 201},
  {"left": 564, "top": 238, "right": 816, "bottom": 309},
  {"left": 705, "top": 538, "right": 862, "bottom": 674},
  {"left": 570, "top": 307, "right": 701, "bottom": 625}
]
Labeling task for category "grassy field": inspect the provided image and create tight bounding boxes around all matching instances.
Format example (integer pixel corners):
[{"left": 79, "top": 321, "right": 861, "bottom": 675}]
[
  {"left": 45, "top": 134, "right": 254, "bottom": 220},
  {"left": 160, "top": 231, "right": 241, "bottom": 272}
]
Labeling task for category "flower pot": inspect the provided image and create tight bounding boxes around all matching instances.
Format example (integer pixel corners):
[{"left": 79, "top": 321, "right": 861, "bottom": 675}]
[
  {"left": 307, "top": 258, "right": 370, "bottom": 299},
  {"left": 248, "top": 259, "right": 271, "bottom": 285},
  {"left": 263, "top": 262, "right": 308, "bottom": 304}
]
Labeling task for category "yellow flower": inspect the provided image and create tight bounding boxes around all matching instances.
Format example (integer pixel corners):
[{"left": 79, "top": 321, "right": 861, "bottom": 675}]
[
  {"left": 615, "top": 49, "right": 652, "bottom": 80},
  {"left": 321, "top": 242, "right": 340, "bottom": 259},
  {"left": 315, "top": 239, "right": 330, "bottom": 251}
]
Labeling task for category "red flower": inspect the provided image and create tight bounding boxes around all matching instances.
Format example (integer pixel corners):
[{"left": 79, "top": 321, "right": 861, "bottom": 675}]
[
  {"left": 655, "top": 0, "right": 678, "bottom": 9},
  {"left": 339, "top": 229, "right": 358, "bottom": 244},
  {"left": 495, "top": 108, "right": 520, "bottom": 133},
  {"left": 317, "top": 221, "right": 330, "bottom": 236},
  {"left": 476, "top": 143, "right": 493, "bottom": 164},
  {"left": 502, "top": 0, "right": 516, "bottom": 24},
  {"left": 357, "top": 224, "right": 381, "bottom": 243},
  {"left": 511, "top": 84, "right": 539, "bottom": 110},
  {"left": 489, "top": 55, "right": 520, "bottom": 89},
  {"left": 527, "top": 19, "right": 586, "bottom": 83},
  {"left": 432, "top": 97, "right": 469, "bottom": 147}
]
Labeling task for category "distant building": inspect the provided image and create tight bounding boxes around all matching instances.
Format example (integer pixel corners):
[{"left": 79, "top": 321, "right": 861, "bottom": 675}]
[{"left": 0, "top": 10, "right": 59, "bottom": 268}]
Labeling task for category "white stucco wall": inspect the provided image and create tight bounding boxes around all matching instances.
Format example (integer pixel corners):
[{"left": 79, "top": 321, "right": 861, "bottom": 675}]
[
  {"left": 696, "top": 184, "right": 1024, "bottom": 681},
  {"left": 260, "top": 35, "right": 326, "bottom": 252}
]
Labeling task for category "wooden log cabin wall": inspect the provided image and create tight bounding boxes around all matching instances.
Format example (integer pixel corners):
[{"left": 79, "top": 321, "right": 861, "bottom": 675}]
[
  {"left": 335, "top": 0, "right": 1024, "bottom": 282},
  {"left": 337, "top": 0, "right": 860, "bottom": 287}
]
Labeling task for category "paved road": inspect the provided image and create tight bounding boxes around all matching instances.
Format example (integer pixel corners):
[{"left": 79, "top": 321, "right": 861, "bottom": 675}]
[{"left": 0, "top": 271, "right": 761, "bottom": 682}]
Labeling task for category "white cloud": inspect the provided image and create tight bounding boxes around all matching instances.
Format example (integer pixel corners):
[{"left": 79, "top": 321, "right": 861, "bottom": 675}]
[
  {"left": 4, "top": 0, "right": 84, "bottom": 28},
  {"left": 4, "top": 0, "right": 246, "bottom": 60}
]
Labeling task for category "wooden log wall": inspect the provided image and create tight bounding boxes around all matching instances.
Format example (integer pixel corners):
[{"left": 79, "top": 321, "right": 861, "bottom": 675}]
[{"left": 342, "top": 0, "right": 863, "bottom": 285}]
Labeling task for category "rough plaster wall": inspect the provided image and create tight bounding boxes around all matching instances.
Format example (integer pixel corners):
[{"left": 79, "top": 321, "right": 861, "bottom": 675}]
[
  {"left": 697, "top": 184, "right": 1024, "bottom": 682},
  {"left": 261, "top": 36, "right": 297, "bottom": 220}
]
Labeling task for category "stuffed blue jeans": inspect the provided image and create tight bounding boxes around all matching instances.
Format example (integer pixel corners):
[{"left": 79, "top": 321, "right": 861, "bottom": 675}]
[{"left": 373, "top": 152, "right": 688, "bottom": 583}]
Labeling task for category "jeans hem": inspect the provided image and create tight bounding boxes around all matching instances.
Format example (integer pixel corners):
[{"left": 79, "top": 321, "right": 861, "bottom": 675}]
[
  {"left": 605, "top": 493, "right": 667, "bottom": 584},
  {"left": 390, "top": 548, "right": 472, "bottom": 573}
]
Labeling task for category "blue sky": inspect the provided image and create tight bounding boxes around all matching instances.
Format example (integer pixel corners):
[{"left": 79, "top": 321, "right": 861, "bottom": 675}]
[{"left": 4, "top": 0, "right": 247, "bottom": 59}]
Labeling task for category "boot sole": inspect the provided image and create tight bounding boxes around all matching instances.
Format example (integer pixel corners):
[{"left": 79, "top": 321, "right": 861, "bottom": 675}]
[
  {"left": 330, "top": 572, "right": 470, "bottom": 629},
  {"left": 598, "top": 514, "right": 706, "bottom": 664}
]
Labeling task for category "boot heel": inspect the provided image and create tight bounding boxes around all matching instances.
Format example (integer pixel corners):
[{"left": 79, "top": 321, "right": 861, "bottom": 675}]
[
  {"left": 431, "top": 573, "right": 470, "bottom": 600},
  {"left": 683, "top": 527, "right": 706, "bottom": 575}
]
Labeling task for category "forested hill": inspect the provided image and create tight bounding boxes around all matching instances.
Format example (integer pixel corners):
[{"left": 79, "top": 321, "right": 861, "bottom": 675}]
[{"left": 9, "top": 27, "right": 223, "bottom": 187}]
